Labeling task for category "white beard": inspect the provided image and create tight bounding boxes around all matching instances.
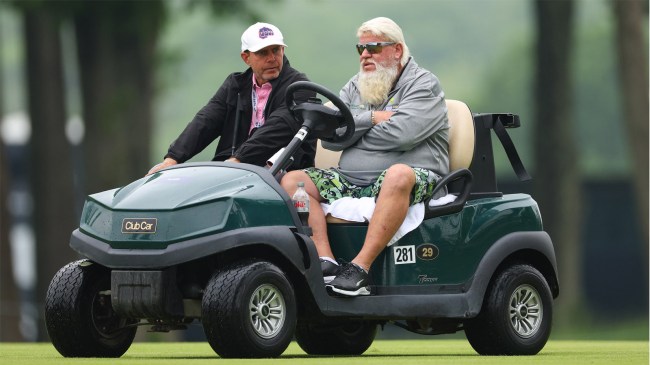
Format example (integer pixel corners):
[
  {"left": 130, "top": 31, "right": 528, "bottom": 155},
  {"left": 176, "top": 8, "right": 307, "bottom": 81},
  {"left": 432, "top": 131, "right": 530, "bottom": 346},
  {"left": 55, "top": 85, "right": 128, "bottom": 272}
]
[{"left": 357, "top": 60, "right": 399, "bottom": 106}]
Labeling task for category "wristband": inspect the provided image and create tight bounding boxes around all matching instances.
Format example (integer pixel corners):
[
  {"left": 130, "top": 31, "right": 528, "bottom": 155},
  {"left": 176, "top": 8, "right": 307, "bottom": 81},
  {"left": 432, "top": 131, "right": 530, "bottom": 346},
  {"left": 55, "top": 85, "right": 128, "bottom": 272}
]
[{"left": 371, "top": 111, "right": 376, "bottom": 125}]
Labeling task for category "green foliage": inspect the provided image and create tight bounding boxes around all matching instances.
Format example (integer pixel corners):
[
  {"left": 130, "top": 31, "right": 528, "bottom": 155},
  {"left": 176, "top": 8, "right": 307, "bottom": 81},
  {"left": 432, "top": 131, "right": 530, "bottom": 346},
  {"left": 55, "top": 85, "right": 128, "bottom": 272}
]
[
  {"left": 185, "top": 0, "right": 274, "bottom": 23},
  {"left": 0, "top": 6, "right": 24, "bottom": 112},
  {"left": 456, "top": 0, "right": 643, "bottom": 178}
]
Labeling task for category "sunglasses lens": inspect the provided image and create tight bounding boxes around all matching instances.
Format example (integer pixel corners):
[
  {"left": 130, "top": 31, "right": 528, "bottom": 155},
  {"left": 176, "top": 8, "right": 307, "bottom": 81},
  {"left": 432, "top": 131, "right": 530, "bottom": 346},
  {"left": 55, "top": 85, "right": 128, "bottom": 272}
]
[
  {"left": 357, "top": 44, "right": 383, "bottom": 55},
  {"left": 366, "top": 45, "right": 381, "bottom": 54}
]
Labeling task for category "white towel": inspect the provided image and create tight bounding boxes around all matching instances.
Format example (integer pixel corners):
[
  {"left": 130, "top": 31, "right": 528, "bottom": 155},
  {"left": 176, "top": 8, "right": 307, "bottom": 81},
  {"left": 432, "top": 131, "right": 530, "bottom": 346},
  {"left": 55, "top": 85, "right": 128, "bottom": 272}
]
[
  {"left": 320, "top": 194, "right": 458, "bottom": 246},
  {"left": 428, "top": 194, "right": 457, "bottom": 207},
  {"left": 320, "top": 197, "right": 424, "bottom": 246}
]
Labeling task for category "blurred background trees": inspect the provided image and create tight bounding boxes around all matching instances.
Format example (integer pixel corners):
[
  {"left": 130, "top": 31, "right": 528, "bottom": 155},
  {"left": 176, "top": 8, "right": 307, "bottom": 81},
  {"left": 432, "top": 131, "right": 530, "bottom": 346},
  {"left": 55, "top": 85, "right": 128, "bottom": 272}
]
[
  {"left": 0, "top": 0, "right": 647, "bottom": 342},
  {"left": 612, "top": 0, "right": 649, "bottom": 256},
  {"left": 22, "top": 3, "right": 77, "bottom": 341},
  {"left": 533, "top": 0, "right": 582, "bottom": 322}
]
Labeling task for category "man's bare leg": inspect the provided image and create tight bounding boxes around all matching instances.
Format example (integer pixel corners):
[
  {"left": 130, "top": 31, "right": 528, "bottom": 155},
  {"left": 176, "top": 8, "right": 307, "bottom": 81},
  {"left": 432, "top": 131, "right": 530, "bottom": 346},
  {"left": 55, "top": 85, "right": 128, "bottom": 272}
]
[{"left": 352, "top": 164, "right": 415, "bottom": 271}]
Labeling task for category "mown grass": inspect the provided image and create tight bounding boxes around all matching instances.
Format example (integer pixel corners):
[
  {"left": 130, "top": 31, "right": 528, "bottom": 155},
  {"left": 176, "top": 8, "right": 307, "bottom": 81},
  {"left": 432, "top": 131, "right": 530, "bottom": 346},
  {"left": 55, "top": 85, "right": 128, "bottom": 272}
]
[{"left": 1, "top": 340, "right": 648, "bottom": 365}]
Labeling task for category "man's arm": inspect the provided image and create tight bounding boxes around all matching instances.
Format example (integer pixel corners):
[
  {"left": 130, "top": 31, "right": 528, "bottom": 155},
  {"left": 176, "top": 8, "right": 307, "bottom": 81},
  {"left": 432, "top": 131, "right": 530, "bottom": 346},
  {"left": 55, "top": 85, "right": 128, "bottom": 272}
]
[
  {"left": 359, "top": 76, "right": 447, "bottom": 151},
  {"left": 322, "top": 109, "right": 395, "bottom": 151},
  {"left": 165, "top": 86, "right": 229, "bottom": 163},
  {"left": 146, "top": 80, "right": 232, "bottom": 175},
  {"left": 322, "top": 80, "right": 375, "bottom": 151},
  {"left": 233, "top": 107, "right": 295, "bottom": 165}
]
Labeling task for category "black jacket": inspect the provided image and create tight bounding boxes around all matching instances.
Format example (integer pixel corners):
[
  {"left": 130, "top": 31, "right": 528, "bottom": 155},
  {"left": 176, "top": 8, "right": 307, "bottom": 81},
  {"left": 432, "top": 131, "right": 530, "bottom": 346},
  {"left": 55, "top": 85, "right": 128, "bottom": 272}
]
[{"left": 166, "top": 56, "right": 316, "bottom": 170}]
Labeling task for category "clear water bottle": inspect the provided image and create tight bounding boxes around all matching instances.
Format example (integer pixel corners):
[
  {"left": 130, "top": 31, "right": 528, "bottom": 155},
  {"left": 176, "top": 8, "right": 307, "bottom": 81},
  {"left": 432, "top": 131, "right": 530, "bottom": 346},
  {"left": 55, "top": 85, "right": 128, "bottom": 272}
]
[{"left": 292, "top": 182, "right": 310, "bottom": 226}]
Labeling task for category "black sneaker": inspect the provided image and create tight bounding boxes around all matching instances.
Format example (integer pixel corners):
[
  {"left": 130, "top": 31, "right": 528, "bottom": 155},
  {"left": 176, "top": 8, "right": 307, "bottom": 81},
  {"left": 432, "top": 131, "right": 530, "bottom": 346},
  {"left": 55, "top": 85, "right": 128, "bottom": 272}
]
[
  {"left": 327, "top": 262, "right": 371, "bottom": 296},
  {"left": 320, "top": 258, "right": 340, "bottom": 283}
]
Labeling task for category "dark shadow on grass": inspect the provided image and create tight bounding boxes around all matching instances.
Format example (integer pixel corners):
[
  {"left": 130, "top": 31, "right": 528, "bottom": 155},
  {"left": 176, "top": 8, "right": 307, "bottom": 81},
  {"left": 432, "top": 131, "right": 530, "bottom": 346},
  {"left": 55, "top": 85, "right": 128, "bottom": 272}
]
[
  {"left": 278, "top": 353, "right": 480, "bottom": 358},
  {"left": 126, "top": 353, "right": 481, "bottom": 360}
]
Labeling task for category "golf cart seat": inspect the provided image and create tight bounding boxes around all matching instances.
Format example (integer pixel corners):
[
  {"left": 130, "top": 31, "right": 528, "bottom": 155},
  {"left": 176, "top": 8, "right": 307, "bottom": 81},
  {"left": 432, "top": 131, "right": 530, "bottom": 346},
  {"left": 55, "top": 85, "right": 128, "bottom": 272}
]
[
  {"left": 446, "top": 99, "right": 474, "bottom": 171},
  {"left": 423, "top": 99, "right": 474, "bottom": 218},
  {"left": 316, "top": 99, "right": 475, "bottom": 223},
  {"left": 314, "top": 139, "right": 343, "bottom": 170}
]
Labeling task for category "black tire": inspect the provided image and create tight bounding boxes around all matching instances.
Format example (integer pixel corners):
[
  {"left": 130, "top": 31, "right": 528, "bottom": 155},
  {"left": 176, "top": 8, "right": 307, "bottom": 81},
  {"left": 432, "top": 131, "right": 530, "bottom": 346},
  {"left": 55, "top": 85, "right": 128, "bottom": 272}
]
[
  {"left": 295, "top": 320, "right": 377, "bottom": 355},
  {"left": 202, "top": 260, "right": 296, "bottom": 358},
  {"left": 465, "top": 264, "right": 553, "bottom": 355},
  {"left": 45, "top": 260, "right": 137, "bottom": 357}
]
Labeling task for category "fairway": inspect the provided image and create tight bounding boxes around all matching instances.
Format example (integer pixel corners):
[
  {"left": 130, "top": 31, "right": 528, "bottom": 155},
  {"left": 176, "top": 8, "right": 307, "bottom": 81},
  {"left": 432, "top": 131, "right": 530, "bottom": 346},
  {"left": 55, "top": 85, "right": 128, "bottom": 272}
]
[{"left": 1, "top": 340, "right": 647, "bottom": 365}]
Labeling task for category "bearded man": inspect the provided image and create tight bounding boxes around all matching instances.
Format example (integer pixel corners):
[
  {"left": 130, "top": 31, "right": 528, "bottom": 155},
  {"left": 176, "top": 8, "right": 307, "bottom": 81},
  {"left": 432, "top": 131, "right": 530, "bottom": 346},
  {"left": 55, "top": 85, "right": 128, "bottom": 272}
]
[{"left": 281, "top": 17, "right": 449, "bottom": 296}]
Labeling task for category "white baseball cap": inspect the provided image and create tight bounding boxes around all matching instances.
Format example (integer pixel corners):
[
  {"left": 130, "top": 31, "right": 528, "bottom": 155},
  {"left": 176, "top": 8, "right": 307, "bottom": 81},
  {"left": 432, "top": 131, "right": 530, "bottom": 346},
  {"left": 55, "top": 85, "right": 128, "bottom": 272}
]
[{"left": 241, "top": 22, "right": 287, "bottom": 52}]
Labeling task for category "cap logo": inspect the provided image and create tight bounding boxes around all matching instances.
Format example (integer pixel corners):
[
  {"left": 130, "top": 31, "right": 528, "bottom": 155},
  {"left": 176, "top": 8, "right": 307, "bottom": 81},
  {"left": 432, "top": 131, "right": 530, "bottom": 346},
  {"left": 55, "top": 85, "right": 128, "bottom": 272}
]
[{"left": 258, "top": 27, "right": 274, "bottom": 39}]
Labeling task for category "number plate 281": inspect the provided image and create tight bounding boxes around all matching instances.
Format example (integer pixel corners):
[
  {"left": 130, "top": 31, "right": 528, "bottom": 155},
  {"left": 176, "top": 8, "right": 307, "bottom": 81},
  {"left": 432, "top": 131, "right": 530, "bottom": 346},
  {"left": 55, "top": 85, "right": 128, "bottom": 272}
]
[{"left": 393, "top": 245, "right": 416, "bottom": 264}]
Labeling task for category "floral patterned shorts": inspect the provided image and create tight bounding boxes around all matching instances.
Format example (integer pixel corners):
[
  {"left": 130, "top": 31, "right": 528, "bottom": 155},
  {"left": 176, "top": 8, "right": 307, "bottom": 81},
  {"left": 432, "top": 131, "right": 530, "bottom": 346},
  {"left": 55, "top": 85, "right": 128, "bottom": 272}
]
[{"left": 303, "top": 167, "right": 440, "bottom": 205}]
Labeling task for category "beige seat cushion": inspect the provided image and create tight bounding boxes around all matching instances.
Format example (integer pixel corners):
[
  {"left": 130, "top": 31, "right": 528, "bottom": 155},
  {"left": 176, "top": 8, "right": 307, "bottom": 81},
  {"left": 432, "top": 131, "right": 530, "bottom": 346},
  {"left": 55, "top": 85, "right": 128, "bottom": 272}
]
[
  {"left": 314, "top": 139, "right": 342, "bottom": 169},
  {"left": 446, "top": 99, "right": 475, "bottom": 170}
]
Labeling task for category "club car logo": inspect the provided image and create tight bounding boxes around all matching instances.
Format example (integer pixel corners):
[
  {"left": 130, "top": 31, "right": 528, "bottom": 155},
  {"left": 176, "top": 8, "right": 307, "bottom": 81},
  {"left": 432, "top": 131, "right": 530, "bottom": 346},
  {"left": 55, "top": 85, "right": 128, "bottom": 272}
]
[
  {"left": 122, "top": 218, "right": 157, "bottom": 234},
  {"left": 258, "top": 27, "right": 274, "bottom": 39}
]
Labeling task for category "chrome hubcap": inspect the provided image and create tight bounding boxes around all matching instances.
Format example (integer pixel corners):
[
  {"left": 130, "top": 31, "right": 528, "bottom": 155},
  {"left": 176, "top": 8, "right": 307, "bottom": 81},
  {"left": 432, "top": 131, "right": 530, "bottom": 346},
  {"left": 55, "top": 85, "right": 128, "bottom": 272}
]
[
  {"left": 249, "top": 284, "right": 285, "bottom": 339},
  {"left": 509, "top": 284, "right": 543, "bottom": 338}
]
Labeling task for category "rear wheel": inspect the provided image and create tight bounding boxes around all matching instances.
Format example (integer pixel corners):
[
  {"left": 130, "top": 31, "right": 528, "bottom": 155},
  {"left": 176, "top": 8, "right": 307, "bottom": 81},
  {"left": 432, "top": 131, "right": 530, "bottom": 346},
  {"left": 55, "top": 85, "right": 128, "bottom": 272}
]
[
  {"left": 295, "top": 320, "right": 377, "bottom": 355},
  {"left": 465, "top": 264, "right": 553, "bottom": 355},
  {"left": 45, "top": 260, "right": 137, "bottom": 357},
  {"left": 202, "top": 260, "right": 296, "bottom": 358}
]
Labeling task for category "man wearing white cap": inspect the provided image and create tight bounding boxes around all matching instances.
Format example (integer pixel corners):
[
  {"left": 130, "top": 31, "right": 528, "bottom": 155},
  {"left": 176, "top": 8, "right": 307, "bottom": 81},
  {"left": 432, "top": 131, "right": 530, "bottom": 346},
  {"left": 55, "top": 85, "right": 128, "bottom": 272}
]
[{"left": 148, "top": 22, "right": 316, "bottom": 175}]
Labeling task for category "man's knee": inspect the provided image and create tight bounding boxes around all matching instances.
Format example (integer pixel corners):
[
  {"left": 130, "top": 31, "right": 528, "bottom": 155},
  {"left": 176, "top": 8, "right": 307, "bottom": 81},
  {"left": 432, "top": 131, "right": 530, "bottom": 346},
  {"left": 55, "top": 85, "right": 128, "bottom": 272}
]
[
  {"left": 383, "top": 164, "right": 416, "bottom": 192},
  {"left": 281, "top": 170, "right": 306, "bottom": 191}
]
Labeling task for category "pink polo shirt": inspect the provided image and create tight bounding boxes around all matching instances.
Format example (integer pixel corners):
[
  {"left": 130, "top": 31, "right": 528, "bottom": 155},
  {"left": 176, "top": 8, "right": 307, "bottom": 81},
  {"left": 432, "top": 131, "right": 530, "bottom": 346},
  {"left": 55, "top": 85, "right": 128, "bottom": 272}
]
[{"left": 250, "top": 78, "right": 272, "bottom": 134}]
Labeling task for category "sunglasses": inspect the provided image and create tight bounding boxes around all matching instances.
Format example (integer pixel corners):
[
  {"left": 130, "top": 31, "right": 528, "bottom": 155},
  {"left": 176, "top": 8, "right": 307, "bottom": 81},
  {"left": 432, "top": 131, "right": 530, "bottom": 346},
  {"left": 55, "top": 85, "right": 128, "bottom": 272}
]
[{"left": 356, "top": 42, "right": 396, "bottom": 55}]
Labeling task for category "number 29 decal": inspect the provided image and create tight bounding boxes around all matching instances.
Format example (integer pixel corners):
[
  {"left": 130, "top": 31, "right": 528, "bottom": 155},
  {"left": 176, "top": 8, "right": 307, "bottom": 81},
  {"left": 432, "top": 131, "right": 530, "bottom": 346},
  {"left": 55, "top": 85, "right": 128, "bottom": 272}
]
[{"left": 416, "top": 243, "right": 439, "bottom": 260}]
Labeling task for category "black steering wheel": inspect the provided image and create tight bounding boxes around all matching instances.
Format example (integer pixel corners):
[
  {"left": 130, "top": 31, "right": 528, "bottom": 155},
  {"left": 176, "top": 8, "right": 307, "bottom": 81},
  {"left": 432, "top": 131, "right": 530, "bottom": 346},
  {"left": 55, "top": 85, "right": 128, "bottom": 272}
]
[{"left": 285, "top": 81, "right": 355, "bottom": 143}]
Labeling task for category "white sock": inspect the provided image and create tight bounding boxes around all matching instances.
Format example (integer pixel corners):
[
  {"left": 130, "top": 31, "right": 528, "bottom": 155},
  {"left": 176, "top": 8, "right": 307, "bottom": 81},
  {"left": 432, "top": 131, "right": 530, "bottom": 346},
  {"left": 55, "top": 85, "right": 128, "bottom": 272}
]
[
  {"left": 351, "top": 262, "right": 369, "bottom": 273},
  {"left": 319, "top": 256, "right": 338, "bottom": 265}
]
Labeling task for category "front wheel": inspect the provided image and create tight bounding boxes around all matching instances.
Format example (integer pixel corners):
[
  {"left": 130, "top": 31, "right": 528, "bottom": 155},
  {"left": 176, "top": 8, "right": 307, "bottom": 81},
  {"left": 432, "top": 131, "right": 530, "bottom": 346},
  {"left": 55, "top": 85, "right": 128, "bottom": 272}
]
[
  {"left": 295, "top": 320, "right": 377, "bottom": 355},
  {"left": 465, "top": 264, "right": 553, "bottom": 355},
  {"left": 202, "top": 260, "right": 296, "bottom": 358},
  {"left": 45, "top": 260, "right": 137, "bottom": 357}
]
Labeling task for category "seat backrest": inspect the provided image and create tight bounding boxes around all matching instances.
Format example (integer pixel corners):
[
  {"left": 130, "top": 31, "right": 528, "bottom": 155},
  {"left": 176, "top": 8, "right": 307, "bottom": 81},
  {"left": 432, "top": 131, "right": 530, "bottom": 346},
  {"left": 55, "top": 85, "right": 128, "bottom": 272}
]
[
  {"left": 446, "top": 99, "right": 475, "bottom": 170},
  {"left": 314, "top": 99, "right": 475, "bottom": 171},
  {"left": 314, "top": 139, "right": 342, "bottom": 169}
]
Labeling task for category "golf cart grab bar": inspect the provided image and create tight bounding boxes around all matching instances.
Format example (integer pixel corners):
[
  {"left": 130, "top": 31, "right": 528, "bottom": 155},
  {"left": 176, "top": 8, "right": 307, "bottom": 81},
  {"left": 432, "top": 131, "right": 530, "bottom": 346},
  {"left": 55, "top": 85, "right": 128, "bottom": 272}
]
[{"left": 425, "top": 168, "right": 473, "bottom": 219}]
